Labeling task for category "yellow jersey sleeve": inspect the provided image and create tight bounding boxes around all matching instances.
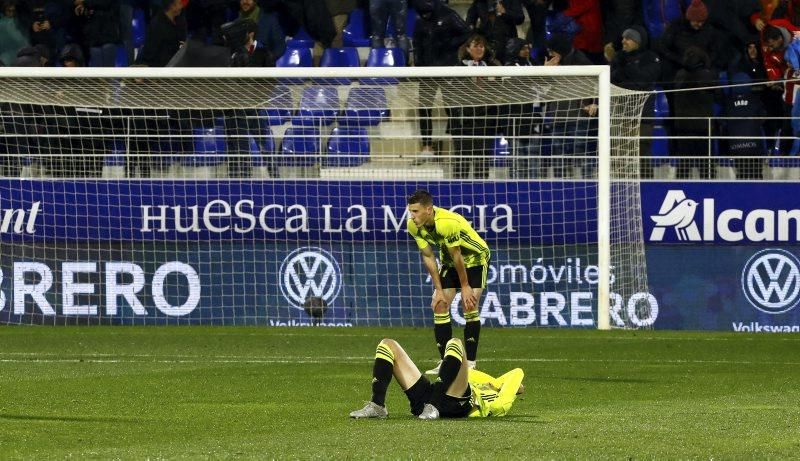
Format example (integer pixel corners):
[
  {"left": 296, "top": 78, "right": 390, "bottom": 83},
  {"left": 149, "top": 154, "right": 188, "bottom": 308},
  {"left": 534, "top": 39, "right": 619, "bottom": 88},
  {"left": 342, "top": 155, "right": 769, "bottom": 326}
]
[{"left": 467, "top": 368, "right": 524, "bottom": 417}]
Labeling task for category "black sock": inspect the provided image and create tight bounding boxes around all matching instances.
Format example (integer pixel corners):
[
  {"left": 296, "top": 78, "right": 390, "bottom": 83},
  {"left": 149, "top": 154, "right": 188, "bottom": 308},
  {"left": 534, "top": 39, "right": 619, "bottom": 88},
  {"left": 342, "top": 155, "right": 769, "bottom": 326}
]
[
  {"left": 434, "top": 312, "right": 452, "bottom": 359},
  {"left": 464, "top": 311, "right": 481, "bottom": 361},
  {"left": 371, "top": 343, "right": 395, "bottom": 407}
]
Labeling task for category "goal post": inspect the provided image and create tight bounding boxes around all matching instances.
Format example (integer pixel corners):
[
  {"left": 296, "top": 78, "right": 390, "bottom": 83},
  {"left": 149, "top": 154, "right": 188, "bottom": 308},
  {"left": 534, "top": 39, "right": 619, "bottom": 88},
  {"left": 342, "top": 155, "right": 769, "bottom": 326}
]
[{"left": 0, "top": 65, "right": 651, "bottom": 328}]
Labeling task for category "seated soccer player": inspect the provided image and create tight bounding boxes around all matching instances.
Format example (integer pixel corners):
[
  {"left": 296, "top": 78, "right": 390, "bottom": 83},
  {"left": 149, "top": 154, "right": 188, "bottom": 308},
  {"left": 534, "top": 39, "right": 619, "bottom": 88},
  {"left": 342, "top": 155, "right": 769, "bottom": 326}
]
[{"left": 349, "top": 337, "right": 524, "bottom": 420}]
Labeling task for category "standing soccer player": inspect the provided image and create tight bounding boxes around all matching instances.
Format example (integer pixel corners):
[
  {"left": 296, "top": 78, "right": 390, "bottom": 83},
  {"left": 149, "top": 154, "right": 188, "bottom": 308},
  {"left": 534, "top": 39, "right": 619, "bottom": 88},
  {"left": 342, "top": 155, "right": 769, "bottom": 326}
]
[{"left": 406, "top": 189, "right": 490, "bottom": 374}]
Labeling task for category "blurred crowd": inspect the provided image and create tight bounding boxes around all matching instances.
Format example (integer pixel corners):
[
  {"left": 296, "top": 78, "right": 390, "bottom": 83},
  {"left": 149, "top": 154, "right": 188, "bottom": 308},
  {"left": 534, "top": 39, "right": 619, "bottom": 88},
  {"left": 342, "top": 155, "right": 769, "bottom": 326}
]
[{"left": 1, "top": 0, "right": 798, "bottom": 180}]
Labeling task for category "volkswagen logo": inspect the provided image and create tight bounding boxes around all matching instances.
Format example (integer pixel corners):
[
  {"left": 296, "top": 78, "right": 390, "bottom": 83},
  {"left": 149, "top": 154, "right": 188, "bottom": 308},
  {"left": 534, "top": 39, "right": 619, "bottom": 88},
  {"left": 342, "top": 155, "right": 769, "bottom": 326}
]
[
  {"left": 279, "top": 247, "right": 342, "bottom": 309},
  {"left": 741, "top": 249, "right": 800, "bottom": 314}
]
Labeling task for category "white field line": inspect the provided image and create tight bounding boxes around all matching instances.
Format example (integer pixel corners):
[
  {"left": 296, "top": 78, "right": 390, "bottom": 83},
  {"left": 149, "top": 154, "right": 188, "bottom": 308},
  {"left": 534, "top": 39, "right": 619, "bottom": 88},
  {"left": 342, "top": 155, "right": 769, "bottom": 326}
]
[{"left": 0, "top": 353, "right": 798, "bottom": 366}]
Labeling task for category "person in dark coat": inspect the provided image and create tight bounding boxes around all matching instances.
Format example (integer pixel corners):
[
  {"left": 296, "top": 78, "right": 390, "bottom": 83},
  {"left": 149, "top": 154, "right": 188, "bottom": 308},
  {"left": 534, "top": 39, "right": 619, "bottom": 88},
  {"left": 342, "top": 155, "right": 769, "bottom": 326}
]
[
  {"left": 74, "top": 0, "right": 121, "bottom": 66},
  {"left": 672, "top": 46, "right": 719, "bottom": 179},
  {"left": 466, "top": 0, "right": 524, "bottom": 64},
  {"left": 656, "top": 0, "right": 731, "bottom": 82},
  {"left": 136, "top": 0, "right": 187, "bottom": 67},
  {"left": 543, "top": 33, "right": 596, "bottom": 177},
  {"left": 451, "top": 33, "right": 499, "bottom": 179},
  {"left": 721, "top": 72, "right": 766, "bottom": 179},
  {"left": 502, "top": 37, "right": 545, "bottom": 178},
  {"left": 610, "top": 26, "right": 661, "bottom": 178},
  {"left": 412, "top": 0, "right": 470, "bottom": 162}
]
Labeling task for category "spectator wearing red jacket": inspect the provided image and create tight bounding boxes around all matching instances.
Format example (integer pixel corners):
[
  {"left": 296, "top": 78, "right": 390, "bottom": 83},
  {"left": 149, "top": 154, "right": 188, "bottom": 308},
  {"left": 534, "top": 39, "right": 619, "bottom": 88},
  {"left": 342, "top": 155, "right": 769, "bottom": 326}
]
[{"left": 561, "top": 0, "right": 603, "bottom": 62}]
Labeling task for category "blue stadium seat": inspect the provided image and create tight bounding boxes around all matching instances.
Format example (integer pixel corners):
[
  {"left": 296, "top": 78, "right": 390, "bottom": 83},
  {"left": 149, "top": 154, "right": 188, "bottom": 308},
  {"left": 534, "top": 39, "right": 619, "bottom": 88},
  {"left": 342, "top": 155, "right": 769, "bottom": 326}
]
[
  {"left": 325, "top": 127, "right": 370, "bottom": 167},
  {"left": 286, "top": 27, "right": 315, "bottom": 49},
  {"left": 363, "top": 48, "right": 406, "bottom": 84},
  {"left": 187, "top": 126, "right": 226, "bottom": 167},
  {"left": 316, "top": 48, "right": 360, "bottom": 85},
  {"left": 493, "top": 136, "right": 511, "bottom": 167},
  {"left": 654, "top": 89, "right": 669, "bottom": 119},
  {"left": 276, "top": 48, "right": 313, "bottom": 84},
  {"left": 292, "top": 86, "right": 340, "bottom": 127},
  {"left": 342, "top": 8, "right": 371, "bottom": 47},
  {"left": 339, "top": 87, "right": 389, "bottom": 126},
  {"left": 276, "top": 47, "right": 313, "bottom": 67},
  {"left": 115, "top": 45, "right": 128, "bottom": 67},
  {"left": 651, "top": 124, "right": 671, "bottom": 165},
  {"left": 281, "top": 127, "right": 320, "bottom": 166},
  {"left": 132, "top": 8, "right": 146, "bottom": 49},
  {"left": 260, "top": 86, "right": 292, "bottom": 126}
]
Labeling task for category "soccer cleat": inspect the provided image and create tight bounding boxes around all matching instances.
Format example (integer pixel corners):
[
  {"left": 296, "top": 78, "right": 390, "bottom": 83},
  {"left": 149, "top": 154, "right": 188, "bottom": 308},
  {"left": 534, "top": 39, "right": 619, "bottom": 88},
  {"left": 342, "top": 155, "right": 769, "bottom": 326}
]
[
  {"left": 418, "top": 403, "right": 440, "bottom": 420},
  {"left": 467, "top": 360, "right": 476, "bottom": 370},
  {"left": 349, "top": 401, "right": 388, "bottom": 419},
  {"left": 424, "top": 360, "right": 442, "bottom": 375}
]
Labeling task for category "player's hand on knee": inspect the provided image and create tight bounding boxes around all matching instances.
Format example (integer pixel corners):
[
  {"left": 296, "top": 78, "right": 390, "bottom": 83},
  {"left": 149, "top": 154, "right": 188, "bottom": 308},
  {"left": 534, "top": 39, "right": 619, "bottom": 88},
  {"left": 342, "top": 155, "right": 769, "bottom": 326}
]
[{"left": 461, "top": 286, "right": 477, "bottom": 310}]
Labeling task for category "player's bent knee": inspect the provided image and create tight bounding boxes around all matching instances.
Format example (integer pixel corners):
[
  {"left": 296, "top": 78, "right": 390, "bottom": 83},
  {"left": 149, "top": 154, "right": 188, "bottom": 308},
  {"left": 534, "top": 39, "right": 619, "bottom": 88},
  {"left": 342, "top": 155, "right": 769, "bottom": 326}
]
[{"left": 379, "top": 338, "right": 398, "bottom": 350}]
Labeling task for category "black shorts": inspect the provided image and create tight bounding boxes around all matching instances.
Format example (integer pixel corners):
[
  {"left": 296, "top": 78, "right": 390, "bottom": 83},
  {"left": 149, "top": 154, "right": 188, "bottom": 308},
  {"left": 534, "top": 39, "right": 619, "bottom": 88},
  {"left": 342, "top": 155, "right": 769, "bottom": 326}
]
[
  {"left": 439, "top": 263, "right": 488, "bottom": 290},
  {"left": 409, "top": 378, "right": 473, "bottom": 419}
]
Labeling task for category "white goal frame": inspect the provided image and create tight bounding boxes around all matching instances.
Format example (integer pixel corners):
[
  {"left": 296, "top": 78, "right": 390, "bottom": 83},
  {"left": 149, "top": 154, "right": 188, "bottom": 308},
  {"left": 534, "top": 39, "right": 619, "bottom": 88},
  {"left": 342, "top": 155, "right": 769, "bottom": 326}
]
[{"left": 0, "top": 65, "right": 614, "bottom": 329}]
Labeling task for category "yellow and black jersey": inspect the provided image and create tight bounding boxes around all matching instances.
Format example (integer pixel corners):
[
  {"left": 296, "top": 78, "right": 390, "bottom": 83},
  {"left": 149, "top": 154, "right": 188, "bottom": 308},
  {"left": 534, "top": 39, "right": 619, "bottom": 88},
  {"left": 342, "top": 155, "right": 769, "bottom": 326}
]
[
  {"left": 467, "top": 368, "right": 524, "bottom": 418},
  {"left": 406, "top": 206, "right": 490, "bottom": 268}
]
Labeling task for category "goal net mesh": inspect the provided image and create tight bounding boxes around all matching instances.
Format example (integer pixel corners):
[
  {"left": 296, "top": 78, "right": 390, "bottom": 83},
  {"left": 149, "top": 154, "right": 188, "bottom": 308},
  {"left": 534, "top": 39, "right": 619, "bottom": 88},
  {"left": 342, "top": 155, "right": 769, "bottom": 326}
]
[{"left": 0, "top": 69, "right": 652, "bottom": 328}]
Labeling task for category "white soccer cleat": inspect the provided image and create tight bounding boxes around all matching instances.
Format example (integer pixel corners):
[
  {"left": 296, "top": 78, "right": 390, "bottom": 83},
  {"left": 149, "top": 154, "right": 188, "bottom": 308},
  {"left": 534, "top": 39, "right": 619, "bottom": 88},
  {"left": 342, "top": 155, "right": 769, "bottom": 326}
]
[
  {"left": 349, "top": 401, "right": 388, "bottom": 419},
  {"left": 424, "top": 360, "right": 442, "bottom": 375},
  {"left": 467, "top": 360, "right": 476, "bottom": 370},
  {"left": 418, "top": 403, "right": 440, "bottom": 420}
]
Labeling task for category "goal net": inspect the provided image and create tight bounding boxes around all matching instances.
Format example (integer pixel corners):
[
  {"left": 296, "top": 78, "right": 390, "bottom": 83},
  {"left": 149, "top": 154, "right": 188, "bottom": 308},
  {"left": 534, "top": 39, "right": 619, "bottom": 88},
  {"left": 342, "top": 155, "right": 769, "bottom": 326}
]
[{"left": 0, "top": 66, "right": 652, "bottom": 328}]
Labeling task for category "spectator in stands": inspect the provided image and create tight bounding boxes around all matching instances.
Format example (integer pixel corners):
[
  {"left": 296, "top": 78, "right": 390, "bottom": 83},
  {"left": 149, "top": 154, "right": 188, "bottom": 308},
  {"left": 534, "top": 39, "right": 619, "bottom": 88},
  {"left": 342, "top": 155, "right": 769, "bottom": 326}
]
[
  {"left": 74, "top": 0, "right": 121, "bottom": 67},
  {"left": 730, "top": 40, "right": 785, "bottom": 154},
  {"left": 238, "top": 18, "right": 276, "bottom": 67},
  {"left": 369, "top": 0, "right": 409, "bottom": 54},
  {"left": 502, "top": 37, "right": 544, "bottom": 178},
  {"left": 12, "top": 46, "right": 43, "bottom": 66},
  {"left": 28, "top": 1, "right": 68, "bottom": 65},
  {"left": 656, "top": 0, "right": 731, "bottom": 82},
  {"left": 452, "top": 34, "right": 498, "bottom": 179},
  {"left": 239, "top": 0, "right": 284, "bottom": 62},
  {"left": 280, "top": 0, "right": 336, "bottom": 48},
  {"left": 0, "top": 0, "right": 30, "bottom": 68},
  {"left": 610, "top": 26, "right": 661, "bottom": 179},
  {"left": 136, "top": 0, "right": 187, "bottom": 67},
  {"left": 722, "top": 72, "right": 767, "bottom": 179},
  {"left": 186, "top": 0, "right": 227, "bottom": 43},
  {"left": 119, "top": 0, "right": 134, "bottom": 65},
  {"left": 603, "top": 0, "right": 638, "bottom": 48},
  {"left": 59, "top": 42, "right": 85, "bottom": 66},
  {"left": 466, "top": 0, "right": 524, "bottom": 64},
  {"left": 561, "top": 0, "right": 604, "bottom": 63},
  {"left": 762, "top": 25, "right": 795, "bottom": 153},
  {"left": 701, "top": 0, "right": 761, "bottom": 54},
  {"left": 751, "top": 0, "right": 800, "bottom": 33},
  {"left": 412, "top": 0, "right": 470, "bottom": 162},
  {"left": 543, "top": 34, "right": 596, "bottom": 177},
  {"left": 521, "top": 0, "right": 548, "bottom": 62},
  {"left": 672, "top": 46, "right": 719, "bottom": 179}
]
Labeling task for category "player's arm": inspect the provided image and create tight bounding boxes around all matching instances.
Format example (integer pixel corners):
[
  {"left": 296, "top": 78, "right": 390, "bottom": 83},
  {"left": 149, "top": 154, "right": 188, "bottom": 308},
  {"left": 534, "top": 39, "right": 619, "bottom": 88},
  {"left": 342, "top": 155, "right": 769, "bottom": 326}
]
[
  {"left": 447, "top": 245, "right": 477, "bottom": 310},
  {"left": 420, "top": 245, "right": 447, "bottom": 310}
]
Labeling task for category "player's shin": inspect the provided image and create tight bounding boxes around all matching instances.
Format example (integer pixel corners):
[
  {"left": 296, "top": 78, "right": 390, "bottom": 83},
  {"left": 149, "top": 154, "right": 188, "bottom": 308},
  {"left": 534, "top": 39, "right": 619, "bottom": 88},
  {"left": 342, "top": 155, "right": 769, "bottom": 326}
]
[
  {"left": 371, "top": 342, "right": 395, "bottom": 406},
  {"left": 433, "top": 312, "right": 452, "bottom": 359},
  {"left": 463, "top": 310, "right": 481, "bottom": 361},
  {"left": 439, "top": 338, "right": 465, "bottom": 387}
]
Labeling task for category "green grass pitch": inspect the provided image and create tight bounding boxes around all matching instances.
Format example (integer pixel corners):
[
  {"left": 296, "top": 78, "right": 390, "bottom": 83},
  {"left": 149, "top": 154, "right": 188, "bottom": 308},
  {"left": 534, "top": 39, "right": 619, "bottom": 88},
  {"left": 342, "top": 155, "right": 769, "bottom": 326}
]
[{"left": 0, "top": 326, "right": 798, "bottom": 459}]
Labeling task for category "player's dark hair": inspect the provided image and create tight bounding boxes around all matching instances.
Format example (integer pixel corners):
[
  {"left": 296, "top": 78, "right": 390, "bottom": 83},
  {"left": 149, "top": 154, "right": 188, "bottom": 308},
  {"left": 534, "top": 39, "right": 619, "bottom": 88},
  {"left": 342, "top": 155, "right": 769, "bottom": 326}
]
[{"left": 407, "top": 189, "right": 433, "bottom": 206}]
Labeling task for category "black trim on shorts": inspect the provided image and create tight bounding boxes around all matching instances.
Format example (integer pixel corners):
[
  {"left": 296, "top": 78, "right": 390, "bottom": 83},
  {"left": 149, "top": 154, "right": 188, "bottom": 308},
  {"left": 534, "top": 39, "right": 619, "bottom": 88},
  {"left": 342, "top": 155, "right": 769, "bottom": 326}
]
[{"left": 439, "top": 263, "right": 488, "bottom": 290}]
